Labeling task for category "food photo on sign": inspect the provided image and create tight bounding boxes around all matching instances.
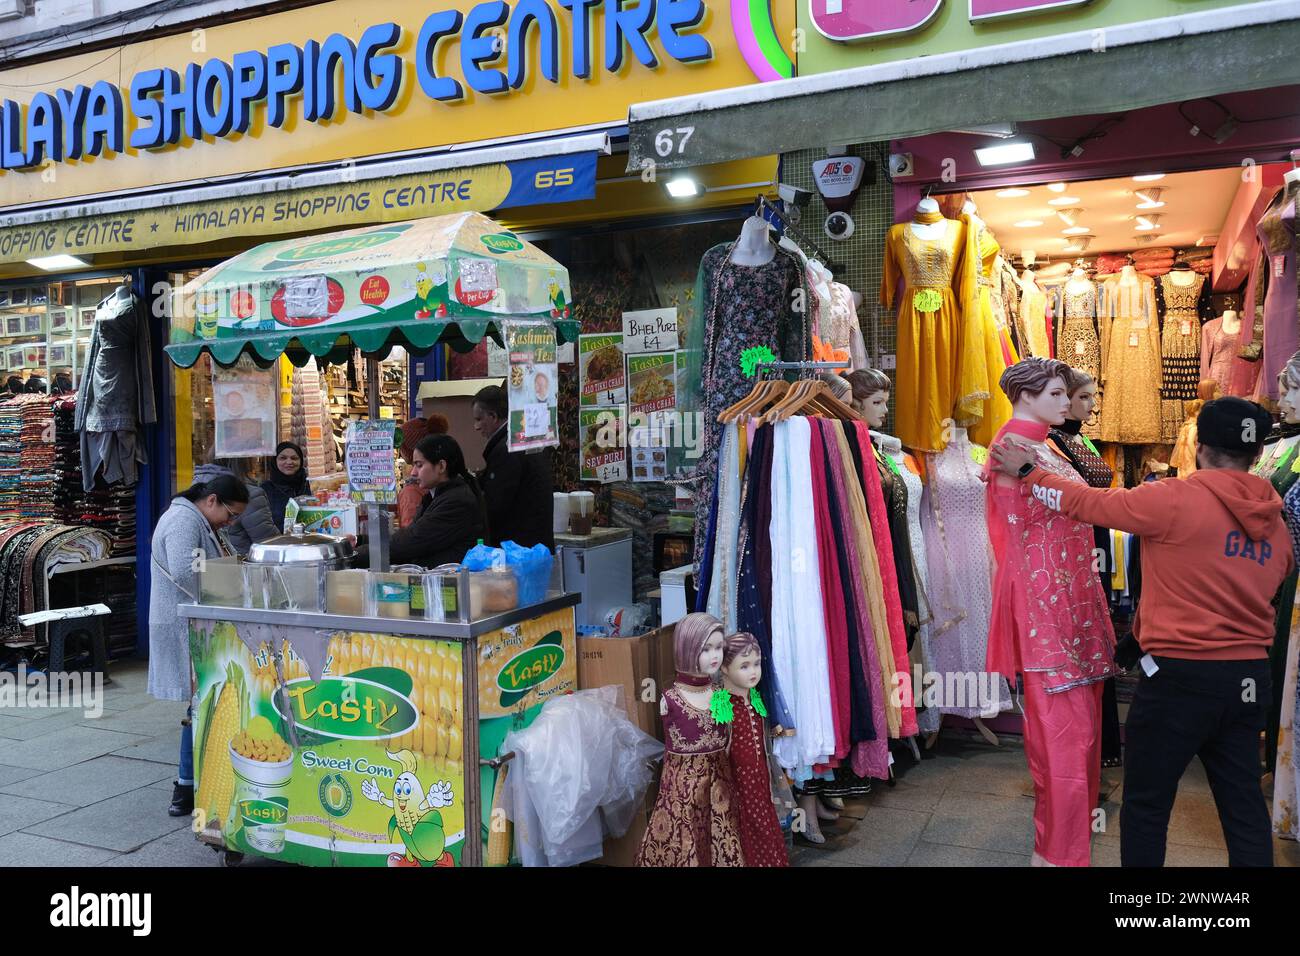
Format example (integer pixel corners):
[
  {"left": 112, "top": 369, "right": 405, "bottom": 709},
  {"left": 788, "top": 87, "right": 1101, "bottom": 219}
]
[
  {"left": 579, "top": 406, "right": 628, "bottom": 483},
  {"left": 212, "top": 358, "right": 278, "bottom": 457},
  {"left": 505, "top": 321, "right": 559, "bottom": 452},
  {"left": 578, "top": 333, "right": 626, "bottom": 407}
]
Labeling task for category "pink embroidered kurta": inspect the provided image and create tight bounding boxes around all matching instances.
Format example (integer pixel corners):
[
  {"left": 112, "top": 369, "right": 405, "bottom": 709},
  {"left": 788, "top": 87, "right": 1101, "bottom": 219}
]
[{"left": 984, "top": 418, "right": 1118, "bottom": 693}]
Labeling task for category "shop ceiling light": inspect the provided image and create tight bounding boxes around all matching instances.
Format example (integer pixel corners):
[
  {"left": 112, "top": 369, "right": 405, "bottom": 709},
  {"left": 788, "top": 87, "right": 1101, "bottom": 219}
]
[
  {"left": 1064, "top": 235, "right": 1094, "bottom": 253},
  {"left": 1135, "top": 187, "right": 1166, "bottom": 209},
  {"left": 1056, "top": 208, "right": 1082, "bottom": 227},
  {"left": 26, "top": 255, "right": 89, "bottom": 271},
  {"left": 1046, "top": 182, "right": 1068, "bottom": 193},
  {"left": 996, "top": 188, "right": 1031, "bottom": 198},
  {"left": 1133, "top": 173, "right": 1166, "bottom": 182},
  {"left": 665, "top": 176, "right": 699, "bottom": 198},
  {"left": 1062, "top": 226, "right": 1091, "bottom": 236},
  {"left": 1135, "top": 214, "right": 1163, "bottom": 231},
  {"left": 975, "top": 142, "right": 1035, "bottom": 167},
  {"left": 1014, "top": 219, "right": 1043, "bottom": 228},
  {"left": 1047, "top": 196, "right": 1081, "bottom": 206}
]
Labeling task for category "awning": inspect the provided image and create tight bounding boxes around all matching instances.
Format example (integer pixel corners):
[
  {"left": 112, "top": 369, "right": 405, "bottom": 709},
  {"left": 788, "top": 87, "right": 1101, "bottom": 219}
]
[
  {"left": 0, "top": 130, "right": 609, "bottom": 268},
  {"left": 165, "top": 212, "right": 576, "bottom": 369},
  {"left": 627, "top": 1, "right": 1300, "bottom": 171}
]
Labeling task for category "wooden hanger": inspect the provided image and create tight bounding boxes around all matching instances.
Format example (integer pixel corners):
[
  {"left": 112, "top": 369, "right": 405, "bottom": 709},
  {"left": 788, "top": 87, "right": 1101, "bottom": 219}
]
[
  {"left": 718, "top": 378, "right": 789, "bottom": 423},
  {"left": 763, "top": 378, "right": 862, "bottom": 424}
]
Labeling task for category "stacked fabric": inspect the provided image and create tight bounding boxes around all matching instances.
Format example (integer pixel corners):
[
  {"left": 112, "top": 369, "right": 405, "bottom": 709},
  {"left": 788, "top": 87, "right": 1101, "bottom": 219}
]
[
  {"left": 52, "top": 397, "right": 136, "bottom": 557},
  {"left": 18, "top": 397, "right": 56, "bottom": 523},
  {"left": 0, "top": 398, "right": 23, "bottom": 521}
]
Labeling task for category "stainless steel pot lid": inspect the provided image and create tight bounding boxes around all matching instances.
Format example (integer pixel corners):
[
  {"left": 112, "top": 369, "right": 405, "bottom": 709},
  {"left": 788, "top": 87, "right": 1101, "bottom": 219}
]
[{"left": 246, "top": 533, "right": 353, "bottom": 565}]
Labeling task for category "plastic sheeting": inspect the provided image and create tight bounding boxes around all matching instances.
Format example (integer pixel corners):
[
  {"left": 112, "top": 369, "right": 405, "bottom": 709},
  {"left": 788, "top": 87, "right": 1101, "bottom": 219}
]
[{"left": 500, "top": 686, "right": 663, "bottom": 867}]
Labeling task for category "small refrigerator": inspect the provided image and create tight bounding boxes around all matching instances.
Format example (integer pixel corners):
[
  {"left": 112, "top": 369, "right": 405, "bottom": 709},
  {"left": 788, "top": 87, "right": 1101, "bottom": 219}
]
[{"left": 555, "top": 528, "right": 634, "bottom": 627}]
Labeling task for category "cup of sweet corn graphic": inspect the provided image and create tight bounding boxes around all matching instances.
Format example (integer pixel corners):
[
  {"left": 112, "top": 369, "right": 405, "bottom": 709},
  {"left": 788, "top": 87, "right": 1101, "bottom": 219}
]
[{"left": 229, "top": 716, "right": 294, "bottom": 854}]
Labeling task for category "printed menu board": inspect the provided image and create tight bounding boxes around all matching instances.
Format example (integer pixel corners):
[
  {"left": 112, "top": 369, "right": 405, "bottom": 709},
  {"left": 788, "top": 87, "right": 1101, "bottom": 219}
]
[
  {"left": 345, "top": 419, "right": 398, "bottom": 504},
  {"left": 505, "top": 321, "right": 559, "bottom": 452}
]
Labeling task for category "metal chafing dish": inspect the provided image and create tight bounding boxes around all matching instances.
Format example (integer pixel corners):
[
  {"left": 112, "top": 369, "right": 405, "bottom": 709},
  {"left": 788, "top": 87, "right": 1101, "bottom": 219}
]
[{"left": 245, "top": 530, "right": 354, "bottom": 610}]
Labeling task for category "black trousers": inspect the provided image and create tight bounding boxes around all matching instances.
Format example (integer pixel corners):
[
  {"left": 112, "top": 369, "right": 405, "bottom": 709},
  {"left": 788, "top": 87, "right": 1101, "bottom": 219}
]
[{"left": 1120, "top": 657, "right": 1273, "bottom": 867}]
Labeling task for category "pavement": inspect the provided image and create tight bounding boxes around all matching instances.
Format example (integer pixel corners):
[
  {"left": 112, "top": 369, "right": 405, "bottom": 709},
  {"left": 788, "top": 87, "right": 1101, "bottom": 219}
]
[{"left": 1, "top": 658, "right": 1297, "bottom": 867}]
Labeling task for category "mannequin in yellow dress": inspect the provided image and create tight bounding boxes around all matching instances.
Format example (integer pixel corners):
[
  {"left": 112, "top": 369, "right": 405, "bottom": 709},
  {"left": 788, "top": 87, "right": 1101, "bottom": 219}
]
[
  {"left": 1099, "top": 263, "right": 1162, "bottom": 443},
  {"left": 961, "top": 199, "right": 1015, "bottom": 447},
  {"left": 881, "top": 198, "right": 968, "bottom": 453}
]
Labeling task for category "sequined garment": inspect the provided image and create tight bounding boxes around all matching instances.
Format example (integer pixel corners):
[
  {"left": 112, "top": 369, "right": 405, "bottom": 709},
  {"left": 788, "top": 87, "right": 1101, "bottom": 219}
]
[
  {"left": 1158, "top": 272, "right": 1207, "bottom": 441},
  {"left": 1100, "top": 274, "right": 1162, "bottom": 444},
  {"left": 985, "top": 420, "right": 1119, "bottom": 694},
  {"left": 963, "top": 215, "right": 1014, "bottom": 447},
  {"left": 1055, "top": 280, "right": 1103, "bottom": 438},
  {"left": 636, "top": 687, "right": 746, "bottom": 867},
  {"left": 727, "top": 692, "right": 788, "bottom": 866},
  {"left": 1017, "top": 274, "right": 1052, "bottom": 359},
  {"left": 919, "top": 428, "right": 1012, "bottom": 717},
  {"left": 1200, "top": 317, "right": 1239, "bottom": 398},
  {"left": 881, "top": 216, "right": 968, "bottom": 452}
]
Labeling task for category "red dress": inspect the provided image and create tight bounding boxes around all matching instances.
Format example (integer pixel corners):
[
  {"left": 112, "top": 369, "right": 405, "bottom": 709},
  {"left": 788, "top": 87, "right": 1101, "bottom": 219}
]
[{"left": 727, "top": 692, "right": 788, "bottom": 867}]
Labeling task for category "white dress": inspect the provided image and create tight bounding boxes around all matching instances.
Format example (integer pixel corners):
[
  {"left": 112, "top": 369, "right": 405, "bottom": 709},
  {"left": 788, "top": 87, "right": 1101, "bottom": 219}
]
[
  {"left": 769, "top": 419, "right": 836, "bottom": 777},
  {"left": 705, "top": 422, "right": 741, "bottom": 631}
]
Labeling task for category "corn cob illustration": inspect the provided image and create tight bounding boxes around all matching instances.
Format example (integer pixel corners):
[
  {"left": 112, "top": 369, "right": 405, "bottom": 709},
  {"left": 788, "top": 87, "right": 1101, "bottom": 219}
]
[{"left": 194, "top": 661, "right": 248, "bottom": 831}]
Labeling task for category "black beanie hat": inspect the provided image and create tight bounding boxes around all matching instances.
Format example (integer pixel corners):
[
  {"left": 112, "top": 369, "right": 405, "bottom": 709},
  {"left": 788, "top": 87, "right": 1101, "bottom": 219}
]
[{"left": 1196, "top": 397, "right": 1272, "bottom": 454}]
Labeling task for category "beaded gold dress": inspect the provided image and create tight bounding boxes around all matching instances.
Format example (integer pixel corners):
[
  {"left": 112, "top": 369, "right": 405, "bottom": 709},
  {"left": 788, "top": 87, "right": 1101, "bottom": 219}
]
[
  {"left": 1100, "top": 272, "right": 1162, "bottom": 443},
  {"left": 1055, "top": 279, "right": 1103, "bottom": 438},
  {"left": 881, "top": 214, "right": 967, "bottom": 452},
  {"left": 963, "top": 214, "right": 1015, "bottom": 448},
  {"left": 1158, "top": 271, "right": 1207, "bottom": 441}
]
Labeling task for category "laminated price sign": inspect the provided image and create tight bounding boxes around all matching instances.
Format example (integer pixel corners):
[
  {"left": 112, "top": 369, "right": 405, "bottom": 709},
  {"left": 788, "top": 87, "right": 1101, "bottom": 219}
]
[
  {"left": 505, "top": 320, "right": 559, "bottom": 452},
  {"left": 579, "top": 406, "right": 628, "bottom": 483},
  {"left": 345, "top": 419, "right": 398, "bottom": 504},
  {"left": 579, "top": 333, "right": 626, "bottom": 407}
]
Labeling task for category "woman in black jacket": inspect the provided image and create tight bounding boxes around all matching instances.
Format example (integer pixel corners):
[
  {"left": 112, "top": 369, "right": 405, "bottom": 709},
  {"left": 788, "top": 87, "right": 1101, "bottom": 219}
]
[
  {"left": 388, "top": 434, "right": 487, "bottom": 567},
  {"left": 261, "top": 441, "right": 312, "bottom": 532}
]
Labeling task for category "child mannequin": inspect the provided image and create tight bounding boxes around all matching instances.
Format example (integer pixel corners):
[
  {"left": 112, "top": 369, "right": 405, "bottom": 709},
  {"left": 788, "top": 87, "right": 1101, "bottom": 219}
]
[
  {"left": 719, "top": 632, "right": 789, "bottom": 867},
  {"left": 635, "top": 613, "right": 746, "bottom": 867}
]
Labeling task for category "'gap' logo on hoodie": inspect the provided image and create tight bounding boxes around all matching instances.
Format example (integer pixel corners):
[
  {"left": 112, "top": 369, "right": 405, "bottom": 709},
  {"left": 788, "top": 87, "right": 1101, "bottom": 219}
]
[{"left": 1224, "top": 532, "right": 1273, "bottom": 567}]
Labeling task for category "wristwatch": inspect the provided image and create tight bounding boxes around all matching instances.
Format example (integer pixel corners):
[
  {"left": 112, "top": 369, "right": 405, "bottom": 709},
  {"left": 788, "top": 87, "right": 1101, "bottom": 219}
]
[{"left": 1016, "top": 461, "right": 1036, "bottom": 479}]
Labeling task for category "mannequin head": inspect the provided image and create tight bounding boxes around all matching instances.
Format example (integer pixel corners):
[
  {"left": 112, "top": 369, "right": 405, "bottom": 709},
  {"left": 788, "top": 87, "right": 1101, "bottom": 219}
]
[
  {"left": 721, "top": 632, "right": 763, "bottom": 695},
  {"left": 1061, "top": 368, "right": 1097, "bottom": 422},
  {"left": 1000, "top": 357, "right": 1071, "bottom": 426},
  {"left": 1277, "top": 352, "right": 1300, "bottom": 425},
  {"left": 845, "top": 367, "right": 891, "bottom": 429},
  {"left": 674, "top": 612, "right": 725, "bottom": 678}
]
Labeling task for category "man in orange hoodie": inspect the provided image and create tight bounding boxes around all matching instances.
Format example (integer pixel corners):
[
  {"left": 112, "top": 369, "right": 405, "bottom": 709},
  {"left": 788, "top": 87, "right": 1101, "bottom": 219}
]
[{"left": 991, "top": 397, "right": 1293, "bottom": 867}]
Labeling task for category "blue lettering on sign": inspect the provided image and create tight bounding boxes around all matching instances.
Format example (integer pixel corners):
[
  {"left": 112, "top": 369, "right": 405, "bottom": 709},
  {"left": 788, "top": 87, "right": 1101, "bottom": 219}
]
[
  {"left": 5, "top": 3, "right": 714, "bottom": 169},
  {"left": 1224, "top": 531, "right": 1274, "bottom": 567}
]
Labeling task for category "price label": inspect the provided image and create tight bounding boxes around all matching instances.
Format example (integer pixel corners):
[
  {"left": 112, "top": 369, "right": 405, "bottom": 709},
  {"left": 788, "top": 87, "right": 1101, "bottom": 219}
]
[
  {"left": 1074, "top": 340, "right": 1087, "bottom": 356},
  {"left": 1129, "top": 333, "right": 1139, "bottom": 348},
  {"left": 1274, "top": 255, "right": 1287, "bottom": 279},
  {"left": 1180, "top": 320, "right": 1192, "bottom": 336},
  {"left": 523, "top": 402, "right": 550, "bottom": 438},
  {"left": 970, "top": 445, "right": 989, "bottom": 465}
]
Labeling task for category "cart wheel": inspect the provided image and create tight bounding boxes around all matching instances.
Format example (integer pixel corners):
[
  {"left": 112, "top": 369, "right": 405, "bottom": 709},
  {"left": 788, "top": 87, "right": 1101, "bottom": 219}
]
[{"left": 220, "top": 850, "right": 245, "bottom": 867}]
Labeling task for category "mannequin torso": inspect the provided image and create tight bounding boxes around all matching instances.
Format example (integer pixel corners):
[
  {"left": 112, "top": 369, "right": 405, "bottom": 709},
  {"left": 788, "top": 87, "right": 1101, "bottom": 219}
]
[
  {"left": 731, "top": 216, "right": 776, "bottom": 266},
  {"left": 1222, "top": 310, "right": 1242, "bottom": 335},
  {"left": 910, "top": 197, "right": 948, "bottom": 240}
]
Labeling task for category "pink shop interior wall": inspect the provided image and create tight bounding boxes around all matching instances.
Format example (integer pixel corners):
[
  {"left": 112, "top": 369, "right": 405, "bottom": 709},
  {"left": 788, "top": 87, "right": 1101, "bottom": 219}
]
[{"left": 891, "top": 87, "right": 1300, "bottom": 223}]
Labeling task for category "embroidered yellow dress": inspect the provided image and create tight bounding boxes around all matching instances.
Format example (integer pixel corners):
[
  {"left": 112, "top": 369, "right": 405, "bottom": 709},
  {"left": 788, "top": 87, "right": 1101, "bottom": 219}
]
[
  {"left": 881, "top": 213, "right": 966, "bottom": 452},
  {"left": 962, "top": 214, "right": 1016, "bottom": 448},
  {"left": 1099, "top": 273, "right": 1163, "bottom": 443}
]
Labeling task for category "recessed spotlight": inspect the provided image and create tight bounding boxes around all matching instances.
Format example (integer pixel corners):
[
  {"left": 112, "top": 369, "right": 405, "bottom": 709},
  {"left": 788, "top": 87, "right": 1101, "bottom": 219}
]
[
  {"left": 1135, "top": 187, "right": 1166, "bottom": 209},
  {"left": 1014, "top": 220, "right": 1044, "bottom": 228},
  {"left": 1135, "top": 214, "right": 1164, "bottom": 231},
  {"left": 1056, "top": 208, "right": 1083, "bottom": 227},
  {"left": 1046, "top": 182, "right": 1068, "bottom": 193},
  {"left": 1133, "top": 173, "right": 1166, "bottom": 182},
  {"left": 1064, "top": 235, "right": 1094, "bottom": 253},
  {"left": 1062, "top": 226, "right": 1091, "bottom": 235},
  {"left": 996, "top": 188, "right": 1031, "bottom": 198},
  {"left": 975, "top": 142, "right": 1036, "bottom": 167},
  {"left": 1047, "top": 197, "right": 1082, "bottom": 207}
]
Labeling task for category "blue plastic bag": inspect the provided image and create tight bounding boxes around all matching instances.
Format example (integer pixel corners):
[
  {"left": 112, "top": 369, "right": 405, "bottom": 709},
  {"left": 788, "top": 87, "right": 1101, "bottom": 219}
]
[
  {"left": 462, "top": 541, "right": 505, "bottom": 571},
  {"left": 502, "top": 540, "right": 554, "bottom": 606}
]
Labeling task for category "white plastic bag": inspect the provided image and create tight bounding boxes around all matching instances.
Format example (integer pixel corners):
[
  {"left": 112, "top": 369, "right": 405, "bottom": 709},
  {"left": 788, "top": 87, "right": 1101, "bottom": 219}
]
[{"left": 501, "top": 685, "right": 664, "bottom": 866}]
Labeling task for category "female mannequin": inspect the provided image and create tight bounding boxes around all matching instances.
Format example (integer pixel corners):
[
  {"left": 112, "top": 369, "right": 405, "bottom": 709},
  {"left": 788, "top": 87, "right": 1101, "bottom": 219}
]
[
  {"left": 1047, "top": 368, "right": 1123, "bottom": 769},
  {"left": 1056, "top": 264, "right": 1102, "bottom": 415},
  {"left": 1275, "top": 350, "right": 1300, "bottom": 841},
  {"left": 635, "top": 613, "right": 746, "bottom": 867},
  {"left": 1201, "top": 311, "right": 1240, "bottom": 397},
  {"left": 731, "top": 215, "right": 776, "bottom": 266},
  {"left": 985, "top": 357, "right": 1118, "bottom": 867},
  {"left": 912, "top": 195, "right": 946, "bottom": 240},
  {"left": 1099, "top": 262, "right": 1161, "bottom": 443},
  {"left": 1157, "top": 265, "right": 1208, "bottom": 441},
  {"left": 1251, "top": 161, "right": 1300, "bottom": 401},
  {"left": 719, "top": 632, "right": 789, "bottom": 866}
]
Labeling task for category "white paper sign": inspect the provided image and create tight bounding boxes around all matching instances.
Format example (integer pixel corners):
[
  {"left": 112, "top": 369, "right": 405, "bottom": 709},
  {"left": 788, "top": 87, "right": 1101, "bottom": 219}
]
[
  {"left": 622, "top": 308, "right": 679, "bottom": 354},
  {"left": 487, "top": 338, "right": 509, "bottom": 377}
]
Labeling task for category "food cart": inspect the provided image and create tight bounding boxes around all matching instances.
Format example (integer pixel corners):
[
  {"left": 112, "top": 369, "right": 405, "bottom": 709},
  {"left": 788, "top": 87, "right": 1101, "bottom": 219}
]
[{"left": 164, "top": 213, "right": 581, "bottom": 866}]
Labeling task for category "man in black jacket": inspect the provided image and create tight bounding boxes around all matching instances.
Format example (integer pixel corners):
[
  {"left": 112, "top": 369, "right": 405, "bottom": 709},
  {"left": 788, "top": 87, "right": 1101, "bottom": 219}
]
[{"left": 472, "top": 385, "right": 555, "bottom": 550}]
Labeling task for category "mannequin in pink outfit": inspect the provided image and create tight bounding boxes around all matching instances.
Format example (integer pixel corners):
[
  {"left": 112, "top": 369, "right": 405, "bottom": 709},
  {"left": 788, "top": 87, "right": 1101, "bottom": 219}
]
[{"left": 983, "top": 357, "right": 1118, "bottom": 868}]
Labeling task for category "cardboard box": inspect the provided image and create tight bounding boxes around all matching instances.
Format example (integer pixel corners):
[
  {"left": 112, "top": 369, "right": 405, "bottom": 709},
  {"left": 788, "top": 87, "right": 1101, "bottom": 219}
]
[
  {"left": 576, "top": 626, "right": 674, "bottom": 741},
  {"left": 284, "top": 499, "right": 358, "bottom": 536}
]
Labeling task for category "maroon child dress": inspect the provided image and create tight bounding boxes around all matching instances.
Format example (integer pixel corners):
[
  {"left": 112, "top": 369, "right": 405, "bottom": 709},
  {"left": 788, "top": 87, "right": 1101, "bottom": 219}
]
[
  {"left": 635, "top": 686, "right": 746, "bottom": 867},
  {"left": 727, "top": 690, "right": 788, "bottom": 867}
]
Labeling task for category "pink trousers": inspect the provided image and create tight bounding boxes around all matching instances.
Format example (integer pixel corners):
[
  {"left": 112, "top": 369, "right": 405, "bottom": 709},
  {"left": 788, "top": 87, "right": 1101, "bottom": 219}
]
[{"left": 1021, "top": 672, "right": 1103, "bottom": 866}]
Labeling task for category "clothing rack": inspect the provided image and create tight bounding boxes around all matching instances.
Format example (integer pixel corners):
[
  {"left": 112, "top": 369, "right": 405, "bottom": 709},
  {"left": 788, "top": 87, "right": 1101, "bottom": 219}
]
[
  {"left": 756, "top": 360, "right": 850, "bottom": 379},
  {"left": 755, "top": 196, "right": 844, "bottom": 274}
]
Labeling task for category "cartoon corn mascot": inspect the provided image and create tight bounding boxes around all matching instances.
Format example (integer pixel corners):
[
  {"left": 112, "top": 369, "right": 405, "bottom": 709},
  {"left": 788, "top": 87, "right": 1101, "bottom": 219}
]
[
  {"left": 409, "top": 264, "right": 448, "bottom": 319},
  {"left": 547, "top": 277, "right": 569, "bottom": 320},
  {"left": 361, "top": 749, "right": 456, "bottom": 867}
]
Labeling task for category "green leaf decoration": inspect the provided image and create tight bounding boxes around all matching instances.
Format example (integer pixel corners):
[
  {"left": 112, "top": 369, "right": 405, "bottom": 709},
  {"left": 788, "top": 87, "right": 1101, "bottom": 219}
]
[
  {"left": 749, "top": 687, "right": 768, "bottom": 718},
  {"left": 709, "top": 687, "right": 734, "bottom": 724}
]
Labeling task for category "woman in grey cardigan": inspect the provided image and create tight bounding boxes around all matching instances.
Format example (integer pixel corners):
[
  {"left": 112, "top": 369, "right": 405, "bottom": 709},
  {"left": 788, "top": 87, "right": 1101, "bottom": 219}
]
[
  {"left": 193, "top": 460, "right": 278, "bottom": 554},
  {"left": 148, "top": 474, "right": 248, "bottom": 817}
]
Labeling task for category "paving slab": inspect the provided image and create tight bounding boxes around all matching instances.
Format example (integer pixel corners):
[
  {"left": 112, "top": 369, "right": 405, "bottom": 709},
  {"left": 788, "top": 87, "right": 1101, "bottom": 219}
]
[
  {"left": 98, "top": 692, "right": 159, "bottom": 712},
  {"left": 112, "top": 735, "right": 183, "bottom": 767},
  {"left": 0, "top": 725, "right": 149, "bottom": 771},
  {"left": 0, "top": 831, "right": 120, "bottom": 867},
  {"left": 921, "top": 789, "right": 1037, "bottom": 856},
  {"left": 0, "top": 710, "right": 95, "bottom": 741},
  {"left": 24, "top": 787, "right": 192, "bottom": 852},
  {"left": 78, "top": 700, "right": 186, "bottom": 738},
  {"left": 0, "top": 764, "right": 43, "bottom": 787},
  {"left": 866, "top": 780, "right": 946, "bottom": 813},
  {"left": 905, "top": 840, "right": 1031, "bottom": 867},
  {"left": 99, "top": 827, "right": 218, "bottom": 868},
  {"left": 822, "top": 806, "right": 929, "bottom": 867},
  {"left": 0, "top": 793, "right": 75, "bottom": 837},
  {"left": 0, "top": 755, "right": 175, "bottom": 807}
]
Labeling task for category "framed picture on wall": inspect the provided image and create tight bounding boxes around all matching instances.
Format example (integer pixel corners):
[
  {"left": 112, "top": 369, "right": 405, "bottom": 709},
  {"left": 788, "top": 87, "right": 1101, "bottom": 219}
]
[
  {"left": 0, "top": 292, "right": 9, "bottom": 308},
  {"left": 29, "top": 289, "right": 47, "bottom": 306},
  {"left": 23, "top": 314, "right": 43, "bottom": 335},
  {"left": 9, "top": 346, "right": 25, "bottom": 368},
  {"left": 78, "top": 308, "right": 96, "bottom": 329},
  {"left": 49, "top": 344, "right": 68, "bottom": 365},
  {"left": 9, "top": 289, "right": 26, "bottom": 306},
  {"left": 0, "top": 350, "right": 9, "bottom": 371},
  {"left": 5, "top": 316, "right": 21, "bottom": 336},
  {"left": 49, "top": 309, "right": 68, "bottom": 331}
]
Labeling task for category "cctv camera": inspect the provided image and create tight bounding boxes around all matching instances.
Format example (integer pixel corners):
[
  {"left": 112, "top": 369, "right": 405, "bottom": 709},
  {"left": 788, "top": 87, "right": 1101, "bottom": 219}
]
[
  {"left": 824, "top": 211, "right": 855, "bottom": 240},
  {"left": 778, "top": 183, "right": 814, "bottom": 209}
]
